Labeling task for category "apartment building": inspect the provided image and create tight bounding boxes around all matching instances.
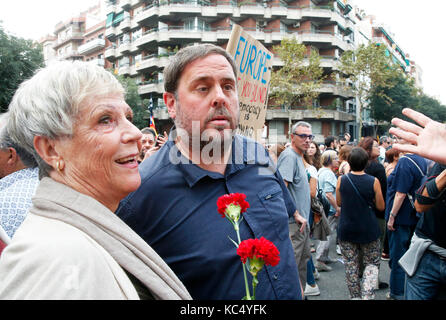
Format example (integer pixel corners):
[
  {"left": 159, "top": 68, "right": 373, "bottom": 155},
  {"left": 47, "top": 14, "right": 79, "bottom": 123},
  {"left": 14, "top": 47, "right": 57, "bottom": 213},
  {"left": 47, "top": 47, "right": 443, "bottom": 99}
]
[
  {"left": 103, "top": 0, "right": 362, "bottom": 141},
  {"left": 40, "top": 2, "right": 112, "bottom": 69}
]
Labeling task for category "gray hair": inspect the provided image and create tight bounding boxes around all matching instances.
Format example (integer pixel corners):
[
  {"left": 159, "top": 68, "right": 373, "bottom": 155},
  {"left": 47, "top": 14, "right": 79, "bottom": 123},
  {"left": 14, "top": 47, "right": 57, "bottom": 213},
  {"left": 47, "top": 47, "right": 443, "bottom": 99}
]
[
  {"left": 163, "top": 44, "right": 237, "bottom": 94},
  {"left": 379, "top": 136, "right": 389, "bottom": 145},
  {"left": 7, "top": 61, "right": 124, "bottom": 177},
  {"left": 291, "top": 121, "right": 312, "bottom": 134},
  {"left": 0, "top": 112, "right": 38, "bottom": 168}
]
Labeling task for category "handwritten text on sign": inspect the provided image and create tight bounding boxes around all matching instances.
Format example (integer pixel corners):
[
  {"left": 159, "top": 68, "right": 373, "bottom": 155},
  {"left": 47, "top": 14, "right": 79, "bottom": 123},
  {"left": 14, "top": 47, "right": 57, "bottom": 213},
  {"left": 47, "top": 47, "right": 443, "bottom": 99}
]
[{"left": 227, "top": 26, "right": 273, "bottom": 141}]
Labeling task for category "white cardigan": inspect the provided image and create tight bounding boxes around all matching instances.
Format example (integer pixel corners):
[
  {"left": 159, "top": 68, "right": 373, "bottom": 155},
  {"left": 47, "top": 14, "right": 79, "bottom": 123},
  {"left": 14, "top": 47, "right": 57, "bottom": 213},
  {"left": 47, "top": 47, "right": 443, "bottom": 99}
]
[{"left": 0, "top": 213, "right": 139, "bottom": 299}]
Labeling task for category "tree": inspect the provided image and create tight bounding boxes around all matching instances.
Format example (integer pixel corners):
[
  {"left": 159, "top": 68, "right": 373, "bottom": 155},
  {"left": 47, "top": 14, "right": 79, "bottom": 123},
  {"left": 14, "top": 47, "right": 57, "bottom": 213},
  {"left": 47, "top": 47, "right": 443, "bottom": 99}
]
[
  {"left": 270, "top": 36, "right": 324, "bottom": 110},
  {"left": 339, "top": 43, "right": 400, "bottom": 138},
  {"left": 0, "top": 23, "right": 44, "bottom": 112},
  {"left": 111, "top": 72, "right": 149, "bottom": 129},
  {"left": 369, "top": 71, "right": 418, "bottom": 134},
  {"left": 413, "top": 94, "right": 446, "bottom": 124}
]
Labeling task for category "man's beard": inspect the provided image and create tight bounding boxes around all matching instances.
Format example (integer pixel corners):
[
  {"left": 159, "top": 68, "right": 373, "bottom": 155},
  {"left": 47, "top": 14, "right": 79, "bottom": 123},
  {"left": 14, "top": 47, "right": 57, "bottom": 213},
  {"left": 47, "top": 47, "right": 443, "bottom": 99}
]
[{"left": 173, "top": 102, "right": 238, "bottom": 158}]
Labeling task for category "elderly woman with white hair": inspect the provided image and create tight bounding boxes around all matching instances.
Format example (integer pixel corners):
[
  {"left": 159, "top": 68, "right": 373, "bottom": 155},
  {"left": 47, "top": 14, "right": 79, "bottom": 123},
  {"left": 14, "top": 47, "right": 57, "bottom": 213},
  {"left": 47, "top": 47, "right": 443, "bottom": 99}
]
[{"left": 0, "top": 61, "right": 191, "bottom": 300}]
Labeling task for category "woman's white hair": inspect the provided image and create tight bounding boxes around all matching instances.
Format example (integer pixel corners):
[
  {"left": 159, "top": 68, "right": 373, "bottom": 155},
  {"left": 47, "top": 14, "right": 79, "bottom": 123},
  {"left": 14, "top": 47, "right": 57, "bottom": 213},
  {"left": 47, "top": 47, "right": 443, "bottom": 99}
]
[{"left": 7, "top": 60, "right": 124, "bottom": 177}]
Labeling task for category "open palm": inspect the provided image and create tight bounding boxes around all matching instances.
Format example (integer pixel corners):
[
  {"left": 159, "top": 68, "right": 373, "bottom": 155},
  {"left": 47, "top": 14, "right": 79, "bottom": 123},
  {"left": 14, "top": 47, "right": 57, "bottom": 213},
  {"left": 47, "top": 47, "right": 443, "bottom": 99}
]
[{"left": 390, "top": 108, "right": 446, "bottom": 164}]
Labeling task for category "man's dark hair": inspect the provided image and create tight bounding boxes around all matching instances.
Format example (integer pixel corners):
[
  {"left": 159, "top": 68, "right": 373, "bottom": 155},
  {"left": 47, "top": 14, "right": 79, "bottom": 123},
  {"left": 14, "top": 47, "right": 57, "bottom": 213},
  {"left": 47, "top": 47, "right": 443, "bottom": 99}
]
[
  {"left": 141, "top": 127, "right": 157, "bottom": 137},
  {"left": 324, "top": 135, "right": 335, "bottom": 148},
  {"left": 163, "top": 44, "right": 237, "bottom": 95},
  {"left": 348, "top": 147, "right": 369, "bottom": 172}
]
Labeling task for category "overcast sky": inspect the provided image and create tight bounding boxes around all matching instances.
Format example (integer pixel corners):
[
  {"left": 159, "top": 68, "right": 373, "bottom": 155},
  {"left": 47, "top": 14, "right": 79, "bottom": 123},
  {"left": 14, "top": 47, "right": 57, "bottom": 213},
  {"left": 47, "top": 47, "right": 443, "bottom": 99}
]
[{"left": 1, "top": 0, "right": 445, "bottom": 105}]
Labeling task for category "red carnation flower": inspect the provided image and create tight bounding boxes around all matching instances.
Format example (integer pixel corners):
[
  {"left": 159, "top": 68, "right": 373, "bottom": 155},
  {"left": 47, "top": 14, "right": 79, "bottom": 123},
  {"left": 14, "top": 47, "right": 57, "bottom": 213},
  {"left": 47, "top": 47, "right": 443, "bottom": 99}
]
[
  {"left": 216, "top": 193, "right": 250, "bottom": 220},
  {"left": 237, "top": 237, "right": 280, "bottom": 267}
]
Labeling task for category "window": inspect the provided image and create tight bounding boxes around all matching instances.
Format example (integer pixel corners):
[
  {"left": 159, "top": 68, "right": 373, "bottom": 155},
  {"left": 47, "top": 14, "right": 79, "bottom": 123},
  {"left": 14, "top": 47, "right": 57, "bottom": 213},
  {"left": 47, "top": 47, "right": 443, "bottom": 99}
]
[{"left": 184, "top": 17, "right": 210, "bottom": 31}]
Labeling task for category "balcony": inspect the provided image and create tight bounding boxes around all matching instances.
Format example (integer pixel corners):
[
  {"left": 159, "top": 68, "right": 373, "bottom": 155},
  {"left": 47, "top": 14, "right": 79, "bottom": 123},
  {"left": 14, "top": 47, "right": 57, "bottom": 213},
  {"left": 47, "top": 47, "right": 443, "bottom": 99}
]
[
  {"left": 53, "top": 32, "right": 84, "bottom": 49},
  {"left": 238, "top": 2, "right": 266, "bottom": 17},
  {"left": 135, "top": 4, "right": 160, "bottom": 25},
  {"left": 118, "top": 64, "right": 136, "bottom": 76},
  {"left": 266, "top": 107, "right": 355, "bottom": 123},
  {"left": 138, "top": 80, "right": 164, "bottom": 96},
  {"left": 88, "top": 58, "right": 105, "bottom": 67},
  {"left": 318, "top": 80, "right": 354, "bottom": 98},
  {"left": 136, "top": 54, "right": 172, "bottom": 73},
  {"left": 117, "top": 41, "right": 132, "bottom": 56},
  {"left": 105, "top": 26, "right": 117, "bottom": 39},
  {"left": 78, "top": 38, "right": 106, "bottom": 55},
  {"left": 104, "top": 45, "right": 117, "bottom": 60}
]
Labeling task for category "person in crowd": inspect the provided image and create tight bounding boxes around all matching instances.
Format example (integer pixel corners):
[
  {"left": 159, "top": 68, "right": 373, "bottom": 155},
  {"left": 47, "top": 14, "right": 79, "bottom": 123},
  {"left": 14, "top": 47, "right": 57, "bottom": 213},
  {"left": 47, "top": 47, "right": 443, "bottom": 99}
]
[
  {"left": 388, "top": 108, "right": 446, "bottom": 300},
  {"left": 307, "top": 140, "right": 322, "bottom": 171},
  {"left": 267, "top": 143, "right": 285, "bottom": 164},
  {"left": 385, "top": 147, "right": 400, "bottom": 177},
  {"left": 380, "top": 148, "right": 401, "bottom": 262},
  {"left": 324, "top": 136, "right": 337, "bottom": 153},
  {"left": 338, "top": 145, "right": 353, "bottom": 176},
  {"left": 336, "top": 147, "right": 385, "bottom": 300},
  {"left": 336, "top": 147, "right": 385, "bottom": 299},
  {"left": 344, "top": 132, "right": 352, "bottom": 145},
  {"left": 385, "top": 135, "right": 427, "bottom": 300},
  {"left": 0, "top": 61, "right": 191, "bottom": 300},
  {"left": 138, "top": 127, "right": 157, "bottom": 163},
  {"left": 390, "top": 108, "right": 446, "bottom": 165},
  {"left": 0, "top": 112, "right": 39, "bottom": 239},
  {"left": 358, "top": 137, "right": 388, "bottom": 289},
  {"left": 138, "top": 128, "right": 169, "bottom": 163},
  {"left": 277, "top": 121, "right": 313, "bottom": 297},
  {"left": 315, "top": 150, "right": 340, "bottom": 272},
  {"left": 378, "top": 136, "right": 391, "bottom": 164},
  {"left": 319, "top": 143, "right": 326, "bottom": 154},
  {"left": 303, "top": 142, "right": 323, "bottom": 296},
  {"left": 339, "top": 136, "right": 347, "bottom": 148},
  {"left": 398, "top": 161, "right": 446, "bottom": 299},
  {"left": 117, "top": 44, "right": 304, "bottom": 300}
]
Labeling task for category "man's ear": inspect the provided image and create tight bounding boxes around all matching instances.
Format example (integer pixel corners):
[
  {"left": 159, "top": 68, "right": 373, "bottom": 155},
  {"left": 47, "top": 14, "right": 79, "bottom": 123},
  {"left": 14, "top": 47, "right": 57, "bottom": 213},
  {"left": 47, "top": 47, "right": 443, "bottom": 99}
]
[
  {"left": 33, "top": 136, "right": 60, "bottom": 169},
  {"left": 164, "top": 92, "right": 176, "bottom": 120},
  {"left": 6, "top": 147, "right": 18, "bottom": 166}
]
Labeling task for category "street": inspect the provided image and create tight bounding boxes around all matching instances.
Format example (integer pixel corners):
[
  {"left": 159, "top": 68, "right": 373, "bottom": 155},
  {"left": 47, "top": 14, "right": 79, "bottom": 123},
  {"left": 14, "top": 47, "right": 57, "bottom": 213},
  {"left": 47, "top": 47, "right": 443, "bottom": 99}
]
[{"left": 307, "top": 234, "right": 391, "bottom": 300}]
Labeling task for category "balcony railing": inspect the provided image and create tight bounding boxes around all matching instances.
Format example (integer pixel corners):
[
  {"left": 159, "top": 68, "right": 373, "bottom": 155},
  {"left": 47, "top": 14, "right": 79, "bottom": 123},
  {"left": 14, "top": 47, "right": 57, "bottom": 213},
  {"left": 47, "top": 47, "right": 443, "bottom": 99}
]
[{"left": 78, "top": 38, "right": 106, "bottom": 55}]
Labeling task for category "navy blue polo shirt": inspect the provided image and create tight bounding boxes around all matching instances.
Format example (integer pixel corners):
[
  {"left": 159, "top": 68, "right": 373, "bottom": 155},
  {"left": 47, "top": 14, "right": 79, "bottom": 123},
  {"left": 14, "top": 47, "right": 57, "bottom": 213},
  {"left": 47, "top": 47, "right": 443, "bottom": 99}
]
[
  {"left": 385, "top": 154, "right": 427, "bottom": 226},
  {"left": 117, "top": 135, "right": 302, "bottom": 300}
]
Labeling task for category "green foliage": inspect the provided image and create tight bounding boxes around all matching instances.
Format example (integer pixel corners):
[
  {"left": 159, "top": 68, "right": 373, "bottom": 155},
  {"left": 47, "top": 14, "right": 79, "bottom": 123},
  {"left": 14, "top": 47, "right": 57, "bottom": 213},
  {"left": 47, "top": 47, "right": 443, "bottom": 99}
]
[
  {"left": 370, "top": 71, "right": 418, "bottom": 127},
  {"left": 270, "top": 37, "right": 324, "bottom": 109},
  {"left": 339, "top": 43, "right": 400, "bottom": 137},
  {"left": 0, "top": 23, "right": 44, "bottom": 112},
  {"left": 412, "top": 94, "right": 446, "bottom": 123},
  {"left": 110, "top": 71, "right": 149, "bottom": 129}
]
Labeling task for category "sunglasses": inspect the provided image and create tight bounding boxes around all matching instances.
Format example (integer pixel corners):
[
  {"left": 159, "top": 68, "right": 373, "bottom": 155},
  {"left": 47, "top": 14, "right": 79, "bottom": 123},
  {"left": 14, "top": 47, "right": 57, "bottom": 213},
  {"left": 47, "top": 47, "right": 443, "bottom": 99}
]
[{"left": 293, "top": 133, "right": 315, "bottom": 141}]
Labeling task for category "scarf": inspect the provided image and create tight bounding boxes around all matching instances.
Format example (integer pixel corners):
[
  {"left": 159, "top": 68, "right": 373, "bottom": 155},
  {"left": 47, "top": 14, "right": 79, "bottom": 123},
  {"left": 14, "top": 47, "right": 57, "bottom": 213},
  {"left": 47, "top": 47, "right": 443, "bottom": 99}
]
[{"left": 30, "top": 177, "right": 192, "bottom": 300}]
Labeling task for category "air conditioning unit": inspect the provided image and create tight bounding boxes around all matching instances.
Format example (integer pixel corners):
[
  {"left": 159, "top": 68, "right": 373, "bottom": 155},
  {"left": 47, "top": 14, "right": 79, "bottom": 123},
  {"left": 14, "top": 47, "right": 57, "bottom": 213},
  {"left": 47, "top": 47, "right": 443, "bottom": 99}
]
[{"left": 293, "top": 22, "right": 300, "bottom": 28}]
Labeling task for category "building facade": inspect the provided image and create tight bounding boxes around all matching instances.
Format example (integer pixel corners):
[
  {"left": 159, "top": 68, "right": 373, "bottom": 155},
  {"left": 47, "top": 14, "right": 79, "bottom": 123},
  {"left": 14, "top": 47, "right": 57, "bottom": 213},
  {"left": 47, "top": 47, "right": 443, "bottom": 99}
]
[
  {"left": 103, "top": 0, "right": 365, "bottom": 142},
  {"left": 40, "top": 2, "right": 112, "bottom": 69}
]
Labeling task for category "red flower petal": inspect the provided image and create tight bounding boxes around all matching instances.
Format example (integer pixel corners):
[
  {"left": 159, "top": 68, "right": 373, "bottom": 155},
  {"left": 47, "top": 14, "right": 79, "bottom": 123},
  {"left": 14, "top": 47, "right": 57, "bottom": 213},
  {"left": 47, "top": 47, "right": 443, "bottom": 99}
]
[
  {"left": 236, "top": 237, "right": 280, "bottom": 267},
  {"left": 216, "top": 193, "right": 250, "bottom": 218}
]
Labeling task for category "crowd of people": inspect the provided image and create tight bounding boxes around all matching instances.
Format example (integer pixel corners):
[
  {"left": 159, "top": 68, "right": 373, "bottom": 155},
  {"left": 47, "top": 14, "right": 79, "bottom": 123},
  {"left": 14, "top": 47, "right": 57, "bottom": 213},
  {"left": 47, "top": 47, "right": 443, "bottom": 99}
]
[
  {"left": 0, "top": 43, "right": 444, "bottom": 300},
  {"left": 267, "top": 122, "right": 445, "bottom": 300}
]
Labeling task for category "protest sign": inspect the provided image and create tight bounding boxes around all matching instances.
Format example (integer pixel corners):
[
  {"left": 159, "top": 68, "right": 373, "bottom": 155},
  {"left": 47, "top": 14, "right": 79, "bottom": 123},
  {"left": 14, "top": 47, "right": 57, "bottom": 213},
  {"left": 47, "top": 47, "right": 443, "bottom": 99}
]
[{"left": 226, "top": 24, "right": 274, "bottom": 142}]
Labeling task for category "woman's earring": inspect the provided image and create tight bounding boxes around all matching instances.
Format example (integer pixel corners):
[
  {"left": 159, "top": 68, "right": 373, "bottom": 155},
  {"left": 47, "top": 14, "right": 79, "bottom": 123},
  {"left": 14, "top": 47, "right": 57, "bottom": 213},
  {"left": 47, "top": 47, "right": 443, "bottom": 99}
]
[{"left": 56, "top": 160, "right": 62, "bottom": 172}]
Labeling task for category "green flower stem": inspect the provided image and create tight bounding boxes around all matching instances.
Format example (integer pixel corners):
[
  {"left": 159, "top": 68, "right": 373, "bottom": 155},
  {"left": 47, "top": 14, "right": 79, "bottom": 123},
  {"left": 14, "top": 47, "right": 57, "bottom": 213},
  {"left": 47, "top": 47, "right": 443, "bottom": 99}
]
[
  {"left": 234, "top": 222, "right": 252, "bottom": 300},
  {"left": 252, "top": 275, "right": 259, "bottom": 300}
]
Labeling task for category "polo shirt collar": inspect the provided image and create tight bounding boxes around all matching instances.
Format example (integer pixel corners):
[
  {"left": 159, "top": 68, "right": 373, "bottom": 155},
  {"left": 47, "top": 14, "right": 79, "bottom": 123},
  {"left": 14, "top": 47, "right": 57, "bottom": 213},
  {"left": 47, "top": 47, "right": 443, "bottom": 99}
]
[{"left": 171, "top": 134, "right": 270, "bottom": 188}]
